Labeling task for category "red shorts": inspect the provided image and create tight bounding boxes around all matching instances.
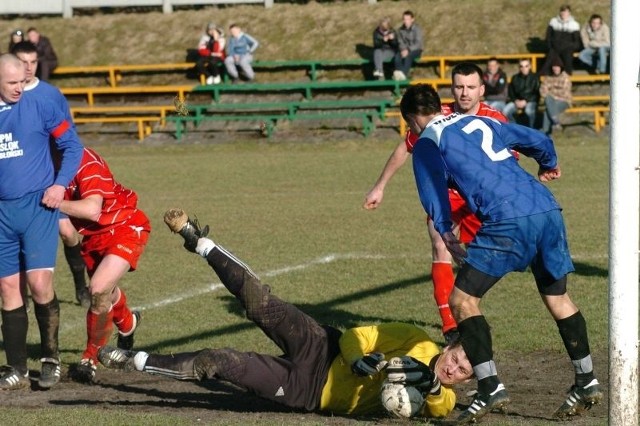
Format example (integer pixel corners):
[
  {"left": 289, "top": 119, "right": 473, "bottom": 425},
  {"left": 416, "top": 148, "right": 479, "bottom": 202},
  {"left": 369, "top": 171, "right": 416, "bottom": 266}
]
[
  {"left": 428, "top": 189, "right": 481, "bottom": 244},
  {"left": 81, "top": 213, "right": 150, "bottom": 276}
]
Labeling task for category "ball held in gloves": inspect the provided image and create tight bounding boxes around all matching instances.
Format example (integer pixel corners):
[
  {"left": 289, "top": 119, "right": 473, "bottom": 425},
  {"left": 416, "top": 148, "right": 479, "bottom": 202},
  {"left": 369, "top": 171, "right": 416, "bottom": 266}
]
[{"left": 380, "top": 380, "right": 425, "bottom": 418}]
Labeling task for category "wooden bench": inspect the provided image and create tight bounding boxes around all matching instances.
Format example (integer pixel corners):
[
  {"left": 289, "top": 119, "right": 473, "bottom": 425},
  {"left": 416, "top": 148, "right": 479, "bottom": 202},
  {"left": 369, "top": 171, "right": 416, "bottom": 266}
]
[
  {"left": 70, "top": 105, "right": 176, "bottom": 126},
  {"left": 73, "top": 116, "right": 162, "bottom": 141},
  {"left": 419, "top": 53, "right": 547, "bottom": 79},
  {"left": 54, "top": 63, "right": 197, "bottom": 87},
  {"left": 193, "top": 79, "right": 410, "bottom": 102},
  {"left": 61, "top": 85, "right": 193, "bottom": 106}
]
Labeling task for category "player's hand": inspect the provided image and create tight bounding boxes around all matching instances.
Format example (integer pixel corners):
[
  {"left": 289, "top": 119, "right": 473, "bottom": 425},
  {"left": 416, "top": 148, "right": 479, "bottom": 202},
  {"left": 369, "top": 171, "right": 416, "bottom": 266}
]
[
  {"left": 41, "top": 184, "right": 66, "bottom": 209},
  {"left": 351, "top": 352, "right": 387, "bottom": 376},
  {"left": 442, "top": 231, "right": 466, "bottom": 266},
  {"left": 539, "top": 166, "right": 562, "bottom": 182},
  {"left": 363, "top": 187, "right": 383, "bottom": 210},
  {"left": 386, "top": 356, "right": 441, "bottom": 395}
]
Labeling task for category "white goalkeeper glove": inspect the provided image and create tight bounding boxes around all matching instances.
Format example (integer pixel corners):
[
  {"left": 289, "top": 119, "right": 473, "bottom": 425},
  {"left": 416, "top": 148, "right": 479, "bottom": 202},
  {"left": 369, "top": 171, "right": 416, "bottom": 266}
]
[
  {"left": 386, "top": 356, "right": 441, "bottom": 395},
  {"left": 351, "top": 352, "right": 387, "bottom": 377}
]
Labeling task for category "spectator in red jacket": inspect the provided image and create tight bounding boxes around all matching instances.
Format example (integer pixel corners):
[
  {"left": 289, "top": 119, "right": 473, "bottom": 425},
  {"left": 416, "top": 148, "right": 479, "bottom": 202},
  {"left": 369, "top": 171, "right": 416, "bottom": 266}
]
[{"left": 197, "top": 23, "right": 226, "bottom": 85}]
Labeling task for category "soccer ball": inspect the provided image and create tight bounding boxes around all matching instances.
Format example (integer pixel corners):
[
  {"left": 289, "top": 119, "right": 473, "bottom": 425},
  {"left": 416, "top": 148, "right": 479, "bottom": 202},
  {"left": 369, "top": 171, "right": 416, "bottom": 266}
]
[{"left": 380, "top": 380, "right": 425, "bottom": 418}]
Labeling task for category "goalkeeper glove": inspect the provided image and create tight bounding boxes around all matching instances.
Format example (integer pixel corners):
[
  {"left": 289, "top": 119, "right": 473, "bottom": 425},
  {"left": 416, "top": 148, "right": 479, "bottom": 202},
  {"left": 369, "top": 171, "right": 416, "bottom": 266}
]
[
  {"left": 351, "top": 352, "right": 387, "bottom": 376},
  {"left": 386, "top": 356, "right": 441, "bottom": 395}
]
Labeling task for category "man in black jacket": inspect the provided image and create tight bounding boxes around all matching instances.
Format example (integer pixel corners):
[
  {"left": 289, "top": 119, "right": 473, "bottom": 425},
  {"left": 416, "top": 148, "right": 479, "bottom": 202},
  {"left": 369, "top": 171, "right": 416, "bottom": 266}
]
[{"left": 502, "top": 59, "right": 540, "bottom": 128}]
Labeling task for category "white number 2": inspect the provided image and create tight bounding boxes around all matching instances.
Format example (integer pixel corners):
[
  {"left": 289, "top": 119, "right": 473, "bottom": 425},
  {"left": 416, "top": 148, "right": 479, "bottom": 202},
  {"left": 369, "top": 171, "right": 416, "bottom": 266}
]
[{"left": 462, "top": 119, "right": 511, "bottom": 161}]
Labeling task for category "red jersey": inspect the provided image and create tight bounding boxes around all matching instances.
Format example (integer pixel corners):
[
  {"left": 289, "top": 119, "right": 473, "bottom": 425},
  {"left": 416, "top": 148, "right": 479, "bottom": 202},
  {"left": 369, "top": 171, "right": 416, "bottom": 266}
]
[
  {"left": 404, "top": 102, "right": 507, "bottom": 152},
  {"left": 64, "top": 148, "right": 150, "bottom": 236}
]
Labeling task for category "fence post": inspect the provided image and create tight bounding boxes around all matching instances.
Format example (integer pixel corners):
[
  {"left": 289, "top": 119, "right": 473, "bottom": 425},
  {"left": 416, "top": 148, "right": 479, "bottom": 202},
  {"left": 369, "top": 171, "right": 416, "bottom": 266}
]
[
  {"left": 163, "top": 0, "right": 173, "bottom": 14},
  {"left": 63, "top": 0, "right": 73, "bottom": 18},
  {"left": 265, "top": 0, "right": 273, "bottom": 7}
]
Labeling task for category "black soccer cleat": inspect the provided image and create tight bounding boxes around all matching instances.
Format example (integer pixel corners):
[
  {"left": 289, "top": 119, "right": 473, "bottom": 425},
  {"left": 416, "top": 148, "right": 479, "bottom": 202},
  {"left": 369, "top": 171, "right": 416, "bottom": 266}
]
[
  {"left": 163, "top": 208, "right": 209, "bottom": 253},
  {"left": 554, "top": 379, "right": 603, "bottom": 419},
  {"left": 456, "top": 384, "right": 510, "bottom": 424}
]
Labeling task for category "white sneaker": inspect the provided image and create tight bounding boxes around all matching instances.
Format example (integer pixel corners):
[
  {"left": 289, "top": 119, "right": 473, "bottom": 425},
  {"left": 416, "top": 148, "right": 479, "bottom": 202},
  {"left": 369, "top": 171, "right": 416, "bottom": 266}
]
[
  {"left": 373, "top": 70, "right": 384, "bottom": 78},
  {"left": 393, "top": 70, "right": 406, "bottom": 81},
  {"left": 212, "top": 75, "right": 221, "bottom": 84},
  {"left": 205, "top": 76, "right": 215, "bottom": 85}
]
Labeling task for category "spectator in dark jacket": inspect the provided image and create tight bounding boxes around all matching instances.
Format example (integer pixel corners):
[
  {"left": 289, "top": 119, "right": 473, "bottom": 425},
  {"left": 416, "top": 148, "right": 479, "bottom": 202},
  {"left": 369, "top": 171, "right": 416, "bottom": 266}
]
[
  {"left": 502, "top": 59, "right": 540, "bottom": 128},
  {"left": 482, "top": 57, "right": 508, "bottom": 111},
  {"left": 372, "top": 17, "right": 398, "bottom": 80},
  {"left": 393, "top": 10, "right": 423, "bottom": 81},
  {"left": 26, "top": 27, "right": 58, "bottom": 81},
  {"left": 540, "top": 5, "right": 581, "bottom": 75}
]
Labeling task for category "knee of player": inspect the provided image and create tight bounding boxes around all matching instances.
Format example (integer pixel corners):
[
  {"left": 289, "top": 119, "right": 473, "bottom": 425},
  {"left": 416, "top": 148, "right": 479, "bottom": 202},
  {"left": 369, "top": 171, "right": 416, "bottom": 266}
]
[{"left": 88, "top": 290, "right": 111, "bottom": 313}]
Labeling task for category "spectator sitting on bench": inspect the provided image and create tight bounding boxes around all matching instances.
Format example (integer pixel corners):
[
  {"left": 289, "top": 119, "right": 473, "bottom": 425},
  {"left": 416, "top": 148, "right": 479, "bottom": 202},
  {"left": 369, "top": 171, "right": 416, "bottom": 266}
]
[
  {"left": 26, "top": 27, "right": 58, "bottom": 81},
  {"left": 503, "top": 58, "right": 540, "bottom": 128},
  {"left": 482, "top": 57, "right": 509, "bottom": 111},
  {"left": 540, "top": 5, "right": 581, "bottom": 75},
  {"left": 372, "top": 17, "right": 398, "bottom": 80},
  {"left": 197, "top": 23, "right": 226, "bottom": 85},
  {"left": 393, "top": 10, "right": 423, "bottom": 81},
  {"left": 224, "top": 24, "right": 259, "bottom": 83},
  {"left": 578, "top": 14, "right": 610, "bottom": 75},
  {"left": 540, "top": 56, "right": 572, "bottom": 135}
]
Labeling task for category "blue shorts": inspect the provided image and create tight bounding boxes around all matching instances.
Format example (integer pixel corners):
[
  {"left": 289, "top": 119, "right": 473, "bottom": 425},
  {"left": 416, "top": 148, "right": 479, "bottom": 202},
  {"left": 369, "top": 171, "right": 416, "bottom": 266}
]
[
  {"left": 0, "top": 191, "right": 60, "bottom": 277},
  {"left": 465, "top": 210, "right": 575, "bottom": 281}
]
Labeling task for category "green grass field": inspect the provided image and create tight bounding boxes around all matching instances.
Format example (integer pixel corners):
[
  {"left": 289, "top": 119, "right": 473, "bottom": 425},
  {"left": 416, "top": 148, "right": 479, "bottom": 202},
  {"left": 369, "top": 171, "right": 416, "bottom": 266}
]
[{"left": 0, "top": 132, "right": 609, "bottom": 424}]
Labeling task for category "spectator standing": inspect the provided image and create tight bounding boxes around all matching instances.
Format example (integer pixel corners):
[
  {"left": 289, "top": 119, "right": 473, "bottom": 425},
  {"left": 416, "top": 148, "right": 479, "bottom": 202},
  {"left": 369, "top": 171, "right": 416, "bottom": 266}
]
[
  {"left": 540, "top": 5, "right": 581, "bottom": 75},
  {"left": 26, "top": 27, "right": 58, "bottom": 81},
  {"left": 372, "top": 17, "right": 397, "bottom": 80},
  {"left": 578, "top": 14, "right": 610, "bottom": 74},
  {"left": 11, "top": 41, "right": 91, "bottom": 308},
  {"left": 8, "top": 29, "right": 23, "bottom": 52},
  {"left": 540, "top": 57, "right": 572, "bottom": 135},
  {"left": 197, "top": 23, "right": 226, "bottom": 85},
  {"left": 503, "top": 59, "right": 540, "bottom": 128},
  {"left": 224, "top": 24, "right": 259, "bottom": 83},
  {"left": 482, "top": 57, "right": 508, "bottom": 111},
  {"left": 0, "top": 53, "right": 83, "bottom": 390},
  {"left": 393, "top": 10, "right": 423, "bottom": 81}
]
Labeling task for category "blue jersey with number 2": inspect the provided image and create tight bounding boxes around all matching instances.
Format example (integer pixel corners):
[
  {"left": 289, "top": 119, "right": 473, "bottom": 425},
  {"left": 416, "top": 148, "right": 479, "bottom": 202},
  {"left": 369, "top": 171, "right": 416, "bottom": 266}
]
[{"left": 412, "top": 113, "right": 561, "bottom": 236}]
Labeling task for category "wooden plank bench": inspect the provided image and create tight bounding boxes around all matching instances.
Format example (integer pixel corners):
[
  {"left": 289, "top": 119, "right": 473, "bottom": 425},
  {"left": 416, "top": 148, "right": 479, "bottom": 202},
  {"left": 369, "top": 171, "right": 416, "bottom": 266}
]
[
  {"left": 70, "top": 105, "right": 176, "bottom": 126},
  {"left": 166, "top": 114, "right": 287, "bottom": 139},
  {"left": 61, "top": 85, "right": 193, "bottom": 106},
  {"left": 73, "top": 116, "right": 162, "bottom": 141},
  {"left": 193, "top": 79, "right": 410, "bottom": 103}
]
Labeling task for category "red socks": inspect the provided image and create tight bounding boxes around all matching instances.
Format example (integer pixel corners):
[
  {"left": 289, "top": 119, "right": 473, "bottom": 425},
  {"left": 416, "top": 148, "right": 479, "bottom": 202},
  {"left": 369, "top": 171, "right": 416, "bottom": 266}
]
[
  {"left": 431, "top": 261, "right": 457, "bottom": 334},
  {"left": 112, "top": 288, "right": 135, "bottom": 335},
  {"left": 83, "top": 308, "right": 114, "bottom": 361}
]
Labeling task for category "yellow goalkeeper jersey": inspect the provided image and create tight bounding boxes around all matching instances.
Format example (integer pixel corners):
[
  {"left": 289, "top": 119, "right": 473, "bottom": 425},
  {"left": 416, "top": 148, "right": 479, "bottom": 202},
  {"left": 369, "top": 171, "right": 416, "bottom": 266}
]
[{"left": 318, "top": 322, "right": 456, "bottom": 418}]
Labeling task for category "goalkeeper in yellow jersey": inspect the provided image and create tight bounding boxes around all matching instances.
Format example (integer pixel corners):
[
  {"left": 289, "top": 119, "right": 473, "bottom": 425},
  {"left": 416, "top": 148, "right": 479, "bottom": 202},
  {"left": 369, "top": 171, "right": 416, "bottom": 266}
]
[{"left": 98, "top": 209, "right": 473, "bottom": 419}]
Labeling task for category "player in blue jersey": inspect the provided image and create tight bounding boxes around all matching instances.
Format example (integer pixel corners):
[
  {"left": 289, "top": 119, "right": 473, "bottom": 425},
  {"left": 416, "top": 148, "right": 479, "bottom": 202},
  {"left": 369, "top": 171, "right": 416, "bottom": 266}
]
[
  {"left": 11, "top": 41, "right": 90, "bottom": 309},
  {"left": 399, "top": 84, "right": 602, "bottom": 423},
  {"left": 0, "top": 53, "right": 83, "bottom": 390}
]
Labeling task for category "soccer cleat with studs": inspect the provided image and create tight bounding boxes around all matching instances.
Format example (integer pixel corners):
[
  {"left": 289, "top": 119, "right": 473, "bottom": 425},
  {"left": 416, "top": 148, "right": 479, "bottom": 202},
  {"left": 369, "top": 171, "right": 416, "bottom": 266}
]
[
  {"left": 554, "top": 379, "right": 603, "bottom": 419},
  {"left": 38, "top": 357, "right": 61, "bottom": 389},
  {"left": 163, "top": 208, "right": 209, "bottom": 252},
  {"left": 117, "top": 310, "right": 141, "bottom": 351},
  {"left": 455, "top": 383, "right": 510, "bottom": 424},
  {"left": 98, "top": 346, "right": 138, "bottom": 371},
  {"left": 0, "top": 365, "right": 29, "bottom": 390}
]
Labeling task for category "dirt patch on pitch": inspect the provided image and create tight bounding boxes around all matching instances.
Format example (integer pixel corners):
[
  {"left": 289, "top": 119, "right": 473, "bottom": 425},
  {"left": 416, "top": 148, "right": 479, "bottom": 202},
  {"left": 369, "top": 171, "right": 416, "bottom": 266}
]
[{"left": 0, "top": 348, "right": 607, "bottom": 425}]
